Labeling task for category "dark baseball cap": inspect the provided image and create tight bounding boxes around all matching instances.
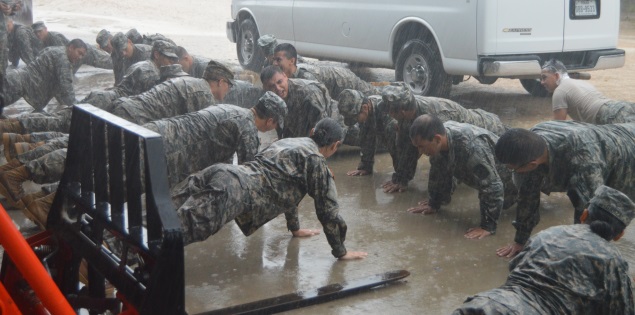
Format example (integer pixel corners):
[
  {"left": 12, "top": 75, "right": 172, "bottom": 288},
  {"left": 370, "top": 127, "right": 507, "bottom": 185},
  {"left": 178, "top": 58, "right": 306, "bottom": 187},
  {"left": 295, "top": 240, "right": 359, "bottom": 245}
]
[
  {"left": 202, "top": 60, "right": 235, "bottom": 86},
  {"left": 152, "top": 40, "right": 178, "bottom": 59},
  {"left": 96, "top": 29, "right": 111, "bottom": 48}
]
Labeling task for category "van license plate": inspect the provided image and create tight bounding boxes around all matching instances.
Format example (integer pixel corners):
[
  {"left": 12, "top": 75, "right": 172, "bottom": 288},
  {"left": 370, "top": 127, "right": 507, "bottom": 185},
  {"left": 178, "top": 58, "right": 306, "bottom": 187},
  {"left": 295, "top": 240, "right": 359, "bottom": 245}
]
[{"left": 574, "top": 0, "right": 597, "bottom": 16}]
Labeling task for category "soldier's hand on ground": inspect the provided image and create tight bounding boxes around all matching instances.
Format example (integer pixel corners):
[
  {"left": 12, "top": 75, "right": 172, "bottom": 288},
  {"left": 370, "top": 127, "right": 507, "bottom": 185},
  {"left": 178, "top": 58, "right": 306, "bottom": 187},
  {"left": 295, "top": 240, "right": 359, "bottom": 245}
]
[
  {"left": 496, "top": 243, "right": 524, "bottom": 258},
  {"left": 382, "top": 181, "right": 407, "bottom": 193},
  {"left": 338, "top": 251, "right": 368, "bottom": 260},
  {"left": 346, "top": 169, "right": 370, "bottom": 176},
  {"left": 464, "top": 227, "right": 492, "bottom": 239},
  {"left": 291, "top": 228, "right": 321, "bottom": 237},
  {"left": 407, "top": 200, "right": 438, "bottom": 214}
]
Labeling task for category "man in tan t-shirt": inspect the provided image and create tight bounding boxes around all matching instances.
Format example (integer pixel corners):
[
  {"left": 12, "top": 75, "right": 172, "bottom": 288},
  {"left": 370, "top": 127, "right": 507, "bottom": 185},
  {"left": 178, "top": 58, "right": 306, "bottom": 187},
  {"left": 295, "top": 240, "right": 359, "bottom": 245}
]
[{"left": 540, "top": 59, "right": 635, "bottom": 124}]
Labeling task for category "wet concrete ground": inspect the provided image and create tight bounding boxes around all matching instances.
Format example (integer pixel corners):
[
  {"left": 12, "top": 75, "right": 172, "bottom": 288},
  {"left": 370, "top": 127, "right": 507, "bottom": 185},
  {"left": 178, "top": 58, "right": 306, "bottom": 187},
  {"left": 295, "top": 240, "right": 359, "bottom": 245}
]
[{"left": 1, "top": 1, "right": 634, "bottom": 314}]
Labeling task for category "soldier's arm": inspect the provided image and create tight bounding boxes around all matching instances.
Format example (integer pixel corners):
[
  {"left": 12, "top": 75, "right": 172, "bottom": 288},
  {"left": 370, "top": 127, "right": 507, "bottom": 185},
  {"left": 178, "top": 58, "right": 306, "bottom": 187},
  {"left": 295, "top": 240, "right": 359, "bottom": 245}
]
[
  {"left": 283, "top": 207, "right": 300, "bottom": 232},
  {"left": 568, "top": 156, "right": 606, "bottom": 222},
  {"left": 56, "top": 57, "right": 77, "bottom": 106},
  {"left": 607, "top": 258, "right": 635, "bottom": 315},
  {"left": 356, "top": 122, "right": 376, "bottom": 173},
  {"left": 427, "top": 155, "right": 453, "bottom": 210},
  {"left": 512, "top": 170, "right": 544, "bottom": 244},
  {"left": 17, "top": 31, "right": 37, "bottom": 64},
  {"left": 307, "top": 156, "right": 348, "bottom": 258},
  {"left": 467, "top": 144, "right": 505, "bottom": 233},
  {"left": 392, "top": 122, "right": 418, "bottom": 186},
  {"left": 236, "top": 123, "right": 259, "bottom": 164}
]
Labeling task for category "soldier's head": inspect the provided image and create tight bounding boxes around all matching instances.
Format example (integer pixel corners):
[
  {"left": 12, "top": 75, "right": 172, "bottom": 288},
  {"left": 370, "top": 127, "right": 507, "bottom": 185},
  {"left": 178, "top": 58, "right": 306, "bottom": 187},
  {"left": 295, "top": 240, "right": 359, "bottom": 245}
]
[
  {"left": 583, "top": 185, "right": 635, "bottom": 241},
  {"left": 261, "top": 65, "right": 289, "bottom": 100},
  {"left": 258, "top": 34, "right": 278, "bottom": 62},
  {"left": 96, "top": 29, "right": 113, "bottom": 54},
  {"left": 382, "top": 82, "right": 415, "bottom": 120},
  {"left": 409, "top": 115, "right": 448, "bottom": 157},
  {"left": 126, "top": 28, "right": 143, "bottom": 44},
  {"left": 32, "top": 21, "right": 49, "bottom": 41},
  {"left": 202, "top": 60, "right": 235, "bottom": 101},
  {"left": 176, "top": 46, "right": 194, "bottom": 74},
  {"left": 540, "top": 59, "right": 568, "bottom": 93},
  {"left": 273, "top": 43, "right": 297, "bottom": 78},
  {"left": 66, "top": 39, "right": 88, "bottom": 64},
  {"left": 338, "top": 89, "right": 368, "bottom": 126},
  {"left": 111, "top": 32, "right": 134, "bottom": 58},
  {"left": 253, "top": 91, "right": 288, "bottom": 133},
  {"left": 495, "top": 128, "right": 547, "bottom": 174},
  {"left": 151, "top": 40, "right": 179, "bottom": 67},
  {"left": 310, "top": 118, "right": 343, "bottom": 158}
]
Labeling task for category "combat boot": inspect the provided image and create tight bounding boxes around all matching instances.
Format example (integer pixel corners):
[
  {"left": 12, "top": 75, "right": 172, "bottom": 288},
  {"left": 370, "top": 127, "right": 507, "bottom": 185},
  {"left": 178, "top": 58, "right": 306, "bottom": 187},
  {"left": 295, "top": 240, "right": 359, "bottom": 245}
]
[
  {"left": 3, "top": 133, "right": 31, "bottom": 160},
  {"left": 24, "top": 192, "right": 55, "bottom": 230},
  {"left": 0, "top": 120, "right": 24, "bottom": 137},
  {"left": 0, "top": 165, "right": 29, "bottom": 203},
  {"left": 14, "top": 141, "right": 45, "bottom": 156},
  {"left": 0, "top": 159, "right": 23, "bottom": 207}
]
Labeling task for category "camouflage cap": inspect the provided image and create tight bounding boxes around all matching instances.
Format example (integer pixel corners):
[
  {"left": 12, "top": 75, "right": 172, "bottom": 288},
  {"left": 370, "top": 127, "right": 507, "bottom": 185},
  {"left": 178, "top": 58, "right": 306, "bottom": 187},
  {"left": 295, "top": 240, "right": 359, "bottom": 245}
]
[
  {"left": 160, "top": 64, "right": 189, "bottom": 81},
  {"left": 111, "top": 32, "right": 129, "bottom": 53},
  {"left": 256, "top": 91, "right": 287, "bottom": 129},
  {"left": 381, "top": 82, "right": 414, "bottom": 110},
  {"left": 589, "top": 185, "right": 635, "bottom": 226},
  {"left": 338, "top": 89, "right": 365, "bottom": 126},
  {"left": 126, "top": 28, "right": 143, "bottom": 44},
  {"left": 257, "top": 34, "right": 278, "bottom": 56},
  {"left": 31, "top": 21, "right": 46, "bottom": 31},
  {"left": 202, "top": 60, "right": 235, "bottom": 85},
  {"left": 152, "top": 40, "right": 178, "bottom": 59},
  {"left": 96, "top": 29, "right": 111, "bottom": 48}
]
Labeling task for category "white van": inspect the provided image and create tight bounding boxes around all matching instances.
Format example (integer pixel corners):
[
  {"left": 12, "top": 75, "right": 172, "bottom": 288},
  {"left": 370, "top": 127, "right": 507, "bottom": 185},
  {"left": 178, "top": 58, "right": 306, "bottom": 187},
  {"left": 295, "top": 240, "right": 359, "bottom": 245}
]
[{"left": 227, "top": 0, "right": 625, "bottom": 97}]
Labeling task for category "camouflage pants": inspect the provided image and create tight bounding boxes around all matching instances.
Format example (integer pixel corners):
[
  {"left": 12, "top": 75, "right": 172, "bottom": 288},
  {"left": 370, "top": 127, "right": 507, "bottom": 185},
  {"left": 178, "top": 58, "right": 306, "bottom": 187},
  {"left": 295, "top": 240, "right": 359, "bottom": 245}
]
[
  {"left": 595, "top": 100, "right": 635, "bottom": 124},
  {"left": 5, "top": 69, "right": 57, "bottom": 111},
  {"left": 112, "top": 91, "right": 212, "bottom": 125},
  {"left": 19, "top": 107, "right": 73, "bottom": 133},
  {"left": 79, "top": 90, "right": 122, "bottom": 113},
  {"left": 18, "top": 136, "right": 69, "bottom": 164},
  {"left": 171, "top": 165, "right": 248, "bottom": 245},
  {"left": 29, "top": 131, "right": 67, "bottom": 143},
  {"left": 25, "top": 148, "right": 67, "bottom": 184}
]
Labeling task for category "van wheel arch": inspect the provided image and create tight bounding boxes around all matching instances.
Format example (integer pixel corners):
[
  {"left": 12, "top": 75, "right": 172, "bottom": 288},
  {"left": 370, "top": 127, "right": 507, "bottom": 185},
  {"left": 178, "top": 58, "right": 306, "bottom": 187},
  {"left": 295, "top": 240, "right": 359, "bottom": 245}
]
[{"left": 395, "top": 39, "right": 451, "bottom": 97}]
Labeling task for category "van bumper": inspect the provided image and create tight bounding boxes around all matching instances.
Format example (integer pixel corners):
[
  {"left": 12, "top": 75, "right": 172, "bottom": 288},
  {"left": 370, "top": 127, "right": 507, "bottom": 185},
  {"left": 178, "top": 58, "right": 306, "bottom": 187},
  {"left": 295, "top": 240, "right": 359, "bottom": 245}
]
[
  {"left": 478, "top": 49, "right": 625, "bottom": 77},
  {"left": 226, "top": 20, "right": 238, "bottom": 43}
]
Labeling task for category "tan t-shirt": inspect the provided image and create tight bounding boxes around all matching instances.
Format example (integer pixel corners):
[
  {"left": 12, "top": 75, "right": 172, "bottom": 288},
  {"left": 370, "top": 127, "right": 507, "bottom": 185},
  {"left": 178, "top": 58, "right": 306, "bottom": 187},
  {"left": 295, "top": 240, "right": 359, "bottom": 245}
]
[{"left": 552, "top": 78, "right": 608, "bottom": 123}]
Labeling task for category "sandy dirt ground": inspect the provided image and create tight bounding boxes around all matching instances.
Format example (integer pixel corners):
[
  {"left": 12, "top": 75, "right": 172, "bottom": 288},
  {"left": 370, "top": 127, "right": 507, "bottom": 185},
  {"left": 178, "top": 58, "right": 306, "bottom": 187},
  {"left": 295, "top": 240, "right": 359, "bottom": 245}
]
[{"left": 2, "top": 1, "right": 634, "bottom": 314}]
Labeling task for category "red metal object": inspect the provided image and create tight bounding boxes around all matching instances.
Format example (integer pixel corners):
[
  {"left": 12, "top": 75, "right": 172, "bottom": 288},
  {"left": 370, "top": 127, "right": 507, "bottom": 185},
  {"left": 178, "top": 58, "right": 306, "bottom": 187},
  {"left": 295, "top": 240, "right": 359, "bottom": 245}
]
[{"left": 0, "top": 205, "right": 74, "bottom": 314}]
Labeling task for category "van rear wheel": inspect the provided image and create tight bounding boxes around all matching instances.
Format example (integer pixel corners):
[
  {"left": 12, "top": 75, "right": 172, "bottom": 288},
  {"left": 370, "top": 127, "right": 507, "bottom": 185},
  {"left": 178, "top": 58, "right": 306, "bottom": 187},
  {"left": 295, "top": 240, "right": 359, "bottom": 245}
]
[
  {"left": 520, "top": 79, "right": 549, "bottom": 97},
  {"left": 237, "top": 18, "right": 265, "bottom": 72},
  {"left": 395, "top": 39, "right": 451, "bottom": 97}
]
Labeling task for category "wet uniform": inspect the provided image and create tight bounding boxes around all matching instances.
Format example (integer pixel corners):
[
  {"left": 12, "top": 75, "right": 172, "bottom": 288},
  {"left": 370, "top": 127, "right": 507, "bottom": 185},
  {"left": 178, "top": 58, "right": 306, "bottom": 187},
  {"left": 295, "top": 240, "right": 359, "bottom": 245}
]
[
  {"left": 428, "top": 122, "right": 517, "bottom": 233},
  {"left": 281, "top": 78, "right": 334, "bottom": 138},
  {"left": 113, "top": 43, "right": 151, "bottom": 85},
  {"left": 453, "top": 224, "right": 634, "bottom": 315},
  {"left": 354, "top": 95, "right": 398, "bottom": 173},
  {"left": 8, "top": 23, "right": 42, "bottom": 66},
  {"left": 294, "top": 64, "right": 379, "bottom": 98},
  {"left": 188, "top": 56, "right": 210, "bottom": 79},
  {"left": 173, "top": 137, "right": 349, "bottom": 258},
  {"left": 392, "top": 96, "right": 507, "bottom": 187},
  {"left": 510, "top": 120, "right": 635, "bottom": 245}
]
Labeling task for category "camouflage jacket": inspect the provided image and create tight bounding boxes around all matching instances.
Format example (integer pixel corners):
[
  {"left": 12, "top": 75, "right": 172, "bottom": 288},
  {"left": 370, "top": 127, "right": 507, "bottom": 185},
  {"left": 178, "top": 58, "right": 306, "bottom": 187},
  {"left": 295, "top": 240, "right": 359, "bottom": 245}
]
[
  {"left": 282, "top": 78, "right": 334, "bottom": 138},
  {"left": 393, "top": 96, "right": 507, "bottom": 185},
  {"left": 512, "top": 121, "right": 635, "bottom": 244},
  {"left": 113, "top": 43, "right": 152, "bottom": 84},
  {"left": 144, "top": 104, "right": 259, "bottom": 187},
  {"left": 173, "top": 137, "right": 348, "bottom": 258},
  {"left": 8, "top": 23, "right": 42, "bottom": 66},
  {"left": 295, "top": 64, "right": 378, "bottom": 98},
  {"left": 455, "top": 224, "right": 634, "bottom": 315},
  {"left": 428, "top": 122, "right": 515, "bottom": 233},
  {"left": 115, "top": 60, "right": 160, "bottom": 98},
  {"left": 42, "top": 31, "right": 69, "bottom": 48},
  {"left": 189, "top": 56, "right": 210, "bottom": 79},
  {"left": 356, "top": 95, "right": 397, "bottom": 173},
  {"left": 112, "top": 76, "right": 215, "bottom": 124}
]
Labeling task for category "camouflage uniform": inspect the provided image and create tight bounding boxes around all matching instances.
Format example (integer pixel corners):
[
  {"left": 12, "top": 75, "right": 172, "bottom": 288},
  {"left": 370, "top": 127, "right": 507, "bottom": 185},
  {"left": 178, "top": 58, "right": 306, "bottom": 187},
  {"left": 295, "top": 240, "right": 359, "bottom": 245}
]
[
  {"left": 17, "top": 135, "right": 68, "bottom": 164},
  {"left": 4, "top": 46, "right": 76, "bottom": 111},
  {"left": 81, "top": 45, "right": 113, "bottom": 70},
  {"left": 392, "top": 96, "right": 507, "bottom": 186},
  {"left": 428, "top": 122, "right": 517, "bottom": 233},
  {"left": 172, "top": 137, "right": 349, "bottom": 258},
  {"left": 223, "top": 80, "right": 265, "bottom": 109},
  {"left": 510, "top": 121, "right": 635, "bottom": 245},
  {"left": 594, "top": 100, "right": 635, "bottom": 124},
  {"left": 23, "top": 148, "right": 67, "bottom": 184},
  {"left": 0, "top": 10, "right": 8, "bottom": 77},
  {"left": 41, "top": 31, "right": 68, "bottom": 48},
  {"left": 112, "top": 76, "right": 215, "bottom": 124},
  {"left": 8, "top": 23, "right": 42, "bottom": 66},
  {"left": 294, "top": 64, "right": 379, "bottom": 98},
  {"left": 282, "top": 78, "right": 334, "bottom": 138},
  {"left": 453, "top": 224, "right": 634, "bottom": 315},
  {"left": 188, "top": 56, "right": 210, "bottom": 79},
  {"left": 143, "top": 104, "right": 260, "bottom": 187},
  {"left": 113, "top": 44, "right": 152, "bottom": 85}
]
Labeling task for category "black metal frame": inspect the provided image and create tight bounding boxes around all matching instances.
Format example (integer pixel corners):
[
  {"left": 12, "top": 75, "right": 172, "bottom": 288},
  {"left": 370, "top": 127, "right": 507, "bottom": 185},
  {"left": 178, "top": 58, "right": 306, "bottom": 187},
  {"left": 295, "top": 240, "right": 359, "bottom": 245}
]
[{"left": 47, "top": 104, "right": 185, "bottom": 315}]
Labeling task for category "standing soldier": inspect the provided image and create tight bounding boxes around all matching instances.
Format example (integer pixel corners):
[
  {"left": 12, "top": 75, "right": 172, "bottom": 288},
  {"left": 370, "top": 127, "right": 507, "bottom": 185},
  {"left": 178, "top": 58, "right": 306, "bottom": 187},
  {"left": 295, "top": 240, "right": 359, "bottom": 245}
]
[
  {"left": 6, "top": 18, "right": 42, "bottom": 67},
  {"left": 380, "top": 83, "right": 507, "bottom": 193},
  {"left": 408, "top": 115, "right": 518, "bottom": 240},
  {"left": 494, "top": 121, "right": 635, "bottom": 258}
]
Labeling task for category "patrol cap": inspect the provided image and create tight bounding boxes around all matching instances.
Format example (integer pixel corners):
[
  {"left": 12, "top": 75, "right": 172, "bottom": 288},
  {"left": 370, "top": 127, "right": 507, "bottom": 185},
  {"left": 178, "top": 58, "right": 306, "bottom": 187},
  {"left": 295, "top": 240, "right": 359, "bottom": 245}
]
[
  {"left": 338, "top": 89, "right": 365, "bottom": 126},
  {"left": 160, "top": 64, "right": 189, "bottom": 81},
  {"left": 381, "top": 82, "right": 414, "bottom": 111},
  {"left": 111, "top": 32, "right": 129, "bottom": 53},
  {"left": 96, "top": 29, "right": 111, "bottom": 48},
  {"left": 126, "top": 28, "right": 143, "bottom": 44},
  {"left": 589, "top": 185, "right": 635, "bottom": 226},
  {"left": 256, "top": 91, "right": 287, "bottom": 129},
  {"left": 202, "top": 60, "right": 235, "bottom": 86},
  {"left": 152, "top": 40, "right": 178, "bottom": 59},
  {"left": 257, "top": 34, "right": 278, "bottom": 56},
  {"left": 31, "top": 21, "right": 46, "bottom": 31}
]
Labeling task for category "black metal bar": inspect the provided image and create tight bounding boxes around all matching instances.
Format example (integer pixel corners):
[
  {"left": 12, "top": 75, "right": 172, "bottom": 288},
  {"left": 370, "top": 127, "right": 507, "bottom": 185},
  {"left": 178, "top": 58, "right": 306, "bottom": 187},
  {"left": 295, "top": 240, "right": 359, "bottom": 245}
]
[
  {"left": 108, "top": 124, "right": 125, "bottom": 230},
  {"left": 124, "top": 132, "right": 143, "bottom": 245}
]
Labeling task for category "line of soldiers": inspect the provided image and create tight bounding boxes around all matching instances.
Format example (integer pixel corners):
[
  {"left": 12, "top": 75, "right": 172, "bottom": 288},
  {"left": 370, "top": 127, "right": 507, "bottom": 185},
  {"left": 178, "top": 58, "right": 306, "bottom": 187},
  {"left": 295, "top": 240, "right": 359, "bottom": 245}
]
[{"left": 0, "top": 21, "right": 634, "bottom": 312}]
